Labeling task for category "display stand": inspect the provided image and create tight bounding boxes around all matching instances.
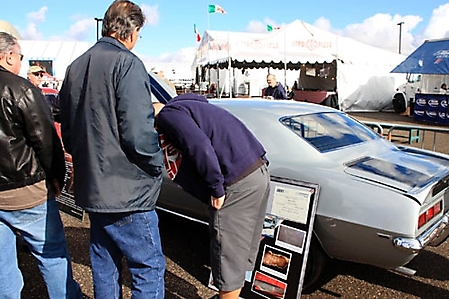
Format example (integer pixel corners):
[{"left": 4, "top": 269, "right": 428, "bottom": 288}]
[{"left": 238, "top": 176, "right": 320, "bottom": 299}]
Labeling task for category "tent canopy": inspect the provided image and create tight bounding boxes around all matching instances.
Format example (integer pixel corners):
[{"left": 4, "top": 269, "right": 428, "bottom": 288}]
[
  {"left": 194, "top": 20, "right": 404, "bottom": 70},
  {"left": 391, "top": 38, "right": 449, "bottom": 74},
  {"left": 0, "top": 20, "right": 21, "bottom": 39},
  {"left": 193, "top": 20, "right": 406, "bottom": 112},
  {"left": 18, "top": 40, "right": 91, "bottom": 80}
]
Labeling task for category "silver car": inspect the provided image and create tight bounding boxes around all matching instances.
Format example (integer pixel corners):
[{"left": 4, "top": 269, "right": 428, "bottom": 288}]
[{"left": 154, "top": 93, "right": 449, "bottom": 290}]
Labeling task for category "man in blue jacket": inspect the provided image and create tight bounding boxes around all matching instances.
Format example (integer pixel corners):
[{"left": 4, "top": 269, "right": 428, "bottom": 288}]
[
  {"left": 264, "top": 74, "right": 287, "bottom": 100},
  {"left": 154, "top": 94, "right": 270, "bottom": 299},
  {"left": 59, "top": 1, "right": 165, "bottom": 298}
]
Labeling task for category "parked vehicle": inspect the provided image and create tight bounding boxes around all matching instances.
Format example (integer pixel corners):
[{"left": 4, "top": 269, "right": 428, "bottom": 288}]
[
  {"left": 155, "top": 96, "right": 449, "bottom": 291},
  {"left": 40, "top": 86, "right": 60, "bottom": 121},
  {"left": 53, "top": 73, "right": 449, "bottom": 292}
]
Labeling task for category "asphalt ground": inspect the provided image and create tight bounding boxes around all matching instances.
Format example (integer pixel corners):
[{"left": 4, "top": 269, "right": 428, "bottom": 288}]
[{"left": 18, "top": 111, "right": 449, "bottom": 298}]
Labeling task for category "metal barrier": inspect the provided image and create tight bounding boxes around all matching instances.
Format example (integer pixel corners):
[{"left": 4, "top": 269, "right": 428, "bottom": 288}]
[{"left": 362, "top": 121, "right": 449, "bottom": 154}]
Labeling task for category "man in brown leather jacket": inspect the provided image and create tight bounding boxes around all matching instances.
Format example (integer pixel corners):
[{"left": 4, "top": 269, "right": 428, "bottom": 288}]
[{"left": 0, "top": 31, "right": 82, "bottom": 298}]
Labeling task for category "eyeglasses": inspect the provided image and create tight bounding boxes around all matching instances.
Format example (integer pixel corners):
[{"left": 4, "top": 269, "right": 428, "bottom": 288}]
[
  {"left": 12, "top": 51, "right": 24, "bottom": 61},
  {"left": 32, "top": 72, "right": 43, "bottom": 77},
  {"left": 2, "top": 51, "right": 23, "bottom": 61}
]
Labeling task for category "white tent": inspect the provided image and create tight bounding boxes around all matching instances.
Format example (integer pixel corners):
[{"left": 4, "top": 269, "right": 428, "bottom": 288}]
[
  {"left": 194, "top": 20, "right": 407, "bottom": 111},
  {"left": 18, "top": 40, "right": 92, "bottom": 81},
  {"left": 0, "top": 20, "right": 22, "bottom": 39}
]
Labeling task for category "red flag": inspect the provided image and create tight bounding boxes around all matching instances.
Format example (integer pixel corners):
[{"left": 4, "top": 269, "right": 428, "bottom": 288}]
[{"left": 194, "top": 24, "right": 201, "bottom": 42}]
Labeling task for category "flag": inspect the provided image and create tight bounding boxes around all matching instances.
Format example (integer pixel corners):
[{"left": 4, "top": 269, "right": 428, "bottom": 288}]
[
  {"left": 267, "top": 24, "right": 281, "bottom": 32},
  {"left": 208, "top": 4, "right": 226, "bottom": 14},
  {"left": 194, "top": 24, "right": 201, "bottom": 42}
]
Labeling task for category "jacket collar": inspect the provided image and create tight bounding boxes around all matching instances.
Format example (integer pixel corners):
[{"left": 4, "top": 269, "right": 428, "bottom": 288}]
[{"left": 97, "top": 36, "right": 129, "bottom": 51}]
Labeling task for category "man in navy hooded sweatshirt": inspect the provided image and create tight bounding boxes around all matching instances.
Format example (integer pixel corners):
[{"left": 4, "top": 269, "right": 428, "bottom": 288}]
[{"left": 154, "top": 93, "right": 270, "bottom": 299}]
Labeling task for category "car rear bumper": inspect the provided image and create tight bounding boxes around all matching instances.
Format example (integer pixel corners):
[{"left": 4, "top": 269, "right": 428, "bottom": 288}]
[{"left": 393, "top": 210, "right": 449, "bottom": 254}]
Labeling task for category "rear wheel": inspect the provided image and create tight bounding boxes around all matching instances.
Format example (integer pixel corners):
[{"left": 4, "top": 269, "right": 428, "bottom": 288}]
[{"left": 302, "top": 237, "right": 329, "bottom": 293}]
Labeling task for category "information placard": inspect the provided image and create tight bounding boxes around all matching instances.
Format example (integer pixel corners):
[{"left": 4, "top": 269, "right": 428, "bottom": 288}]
[
  {"left": 56, "top": 153, "right": 85, "bottom": 221},
  {"left": 239, "top": 176, "right": 320, "bottom": 299},
  {"left": 54, "top": 122, "right": 85, "bottom": 221}
]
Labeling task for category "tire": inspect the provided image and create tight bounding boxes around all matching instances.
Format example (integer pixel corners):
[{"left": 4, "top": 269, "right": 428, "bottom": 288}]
[
  {"left": 302, "top": 236, "right": 329, "bottom": 293},
  {"left": 393, "top": 92, "right": 407, "bottom": 113}
]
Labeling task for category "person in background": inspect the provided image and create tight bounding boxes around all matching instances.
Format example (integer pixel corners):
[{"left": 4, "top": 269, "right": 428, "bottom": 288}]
[
  {"left": 209, "top": 81, "right": 217, "bottom": 97},
  {"left": 27, "top": 65, "right": 45, "bottom": 87},
  {"left": 59, "top": 1, "right": 165, "bottom": 298},
  {"left": 154, "top": 93, "right": 270, "bottom": 299},
  {"left": 152, "top": 66, "right": 177, "bottom": 93},
  {"left": 0, "top": 31, "right": 83, "bottom": 298},
  {"left": 263, "top": 73, "right": 287, "bottom": 100},
  {"left": 441, "top": 83, "right": 447, "bottom": 91},
  {"left": 286, "top": 85, "right": 295, "bottom": 100},
  {"left": 292, "top": 80, "right": 298, "bottom": 90}
]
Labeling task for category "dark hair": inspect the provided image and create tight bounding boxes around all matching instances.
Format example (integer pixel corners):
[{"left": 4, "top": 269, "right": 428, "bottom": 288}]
[{"left": 102, "top": 0, "right": 145, "bottom": 40}]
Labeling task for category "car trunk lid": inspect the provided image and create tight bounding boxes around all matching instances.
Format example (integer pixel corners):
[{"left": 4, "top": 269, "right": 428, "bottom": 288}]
[{"left": 344, "top": 153, "right": 449, "bottom": 205}]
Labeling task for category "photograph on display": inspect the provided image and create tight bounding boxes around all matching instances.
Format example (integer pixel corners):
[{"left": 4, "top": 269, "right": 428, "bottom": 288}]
[
  {"left": 268, "top": 182, "right": 314, "bottom": 224},
  {"left": 262, "top": 214, "right": 280, "bottom": 238},
  {"left": 275, "top": 224, "right": 306, "bottom": 254},
  {"left": 29, "top": 60, "right": 53, "bottom": 75},
  {"left": 252, "top": 271, "right": 287, "bottom": 299},
  {"left": 260, "top": 245, "right": 291, "bottom": 280}
]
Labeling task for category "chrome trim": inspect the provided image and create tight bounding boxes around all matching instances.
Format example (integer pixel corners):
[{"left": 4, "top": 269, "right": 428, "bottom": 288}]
[
  {"left": 156, "top": 206, "right": 208, "bottom": 225},
  {"left": 392, "top": 266, "right": 416, "bottom": 276},
  {"left": 393, "top": 210, "right": 449, "bottom": 254}
]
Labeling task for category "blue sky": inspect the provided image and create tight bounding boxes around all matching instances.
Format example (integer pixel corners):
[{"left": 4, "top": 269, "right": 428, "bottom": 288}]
[{"left": 5, "top": 0, "right": 449, "bottom": 65}]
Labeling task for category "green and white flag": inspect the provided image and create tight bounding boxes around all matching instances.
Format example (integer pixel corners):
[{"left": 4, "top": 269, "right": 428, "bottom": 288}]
[
  {"left": 208, "top": 4, "right": 226, "bottom": 14},
  {"left": 267, "top": 24, "right": 281, "bottom": 32}
]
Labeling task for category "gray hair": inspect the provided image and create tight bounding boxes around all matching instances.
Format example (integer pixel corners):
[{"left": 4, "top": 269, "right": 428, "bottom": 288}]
[
  {"left": 102, "top": 0, "right": 145, "bottom": 40},
  {"left": 0, "top": 31, "right": 17, "bottom": 53}
]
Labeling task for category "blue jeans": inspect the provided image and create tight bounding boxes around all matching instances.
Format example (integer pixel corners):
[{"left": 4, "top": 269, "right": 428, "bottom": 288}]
[
  {"left": 0, "top": 197, "right": 82, "bottom": 299},
  {"left": 89, "top": 209, "right": 165, "bottom": 299}
]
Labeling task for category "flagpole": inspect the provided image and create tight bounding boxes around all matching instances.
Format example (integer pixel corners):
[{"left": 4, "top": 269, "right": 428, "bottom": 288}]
[
  {"left": 207, "top": 9, "right": 210, "bottom": 97},
  {"left": 284, "top": 26, "right": 287, "bottom": 88},
  {"left": 228, "top": 30, "right": 232, "bottom": 98}
]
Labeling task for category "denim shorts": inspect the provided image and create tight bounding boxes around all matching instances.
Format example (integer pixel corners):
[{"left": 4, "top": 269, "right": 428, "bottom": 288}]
[{"left": 209, "top": 164, "right": 270, "bottom": 291}]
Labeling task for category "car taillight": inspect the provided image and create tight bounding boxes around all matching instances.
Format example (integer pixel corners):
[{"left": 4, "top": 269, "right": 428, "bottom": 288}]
[{"left": 418, "top": 201, "right": 442, "bottom": 229}]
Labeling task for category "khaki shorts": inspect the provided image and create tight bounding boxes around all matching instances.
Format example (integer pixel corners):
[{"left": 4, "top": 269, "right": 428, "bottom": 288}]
[{"left": 209, "top": 164, "right": 270, "bottom": 291}]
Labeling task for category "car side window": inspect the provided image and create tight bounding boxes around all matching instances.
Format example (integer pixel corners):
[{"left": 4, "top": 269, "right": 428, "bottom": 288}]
[{"left": 281, "top": 112, "right": 378, "bottom": 152}]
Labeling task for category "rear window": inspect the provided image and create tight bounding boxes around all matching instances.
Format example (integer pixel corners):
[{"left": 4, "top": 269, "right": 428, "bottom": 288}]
[{"left": 280, "top": 112, "right": 378, "bottom": 152}]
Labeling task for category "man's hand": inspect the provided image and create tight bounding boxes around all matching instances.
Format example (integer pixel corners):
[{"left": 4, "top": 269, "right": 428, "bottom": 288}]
[{"left": 211, "top": 195, "right": 225, "bottom": 210}]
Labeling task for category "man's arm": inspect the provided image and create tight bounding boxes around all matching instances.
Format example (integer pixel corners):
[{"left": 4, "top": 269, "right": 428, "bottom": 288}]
[
  {"left": 277, "top": 84, "right": 287, "bottom": 99},
  {"left": 158, "top": 107, "right": 225, "bottom": 198},
  {"left": 20, "top": 86, "right": 65, "bottom": 186},
  {"left": 116, "top": 57, "right": 164, "bottom": 177}
]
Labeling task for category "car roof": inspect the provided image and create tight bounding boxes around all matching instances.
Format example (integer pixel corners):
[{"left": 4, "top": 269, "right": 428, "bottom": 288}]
[{"left": 210, "top": 98, "right": 339, "bottom": 118}]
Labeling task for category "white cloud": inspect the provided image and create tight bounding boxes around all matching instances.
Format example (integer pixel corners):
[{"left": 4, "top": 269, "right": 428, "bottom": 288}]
[
  {"left": 141, "top": 4, "right": 159, "bottom": 26},
  {"left": 422, "top": 3, "right": 449, "bottom": 41},
  {"left": 139, "top": 46, "right": 197, "bottom": 65},
  {"left": 21, "top": 6, "right": 48, "bottom": 39},
  {"left": 312, "top": 6, "right": 449, "bottom": 56},
  {"left": 246, "top": 18, "right": 278, "bottom": 33},
  {"left": 22, "top": 23, "right": 43, "bottom": 40},
  {"left": 338, "top": 14, "right": 422, "bottom": 54},
  {"left": 27, "top": 6, "right": 48, "bottom": 23},
  {"left": 64, "top": 18, "right": 96, "bottom": 41},
  {"left": 313, "top": 17, "right": 331, "bottom": 32}
]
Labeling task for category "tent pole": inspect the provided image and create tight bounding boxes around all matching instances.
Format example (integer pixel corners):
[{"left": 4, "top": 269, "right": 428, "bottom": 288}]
[
  {"left": 228, "top": 30, "right": 232, "bottom": 98},
  {"left": 284, "top": 27, "right": 287, "bottom": 88}
]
